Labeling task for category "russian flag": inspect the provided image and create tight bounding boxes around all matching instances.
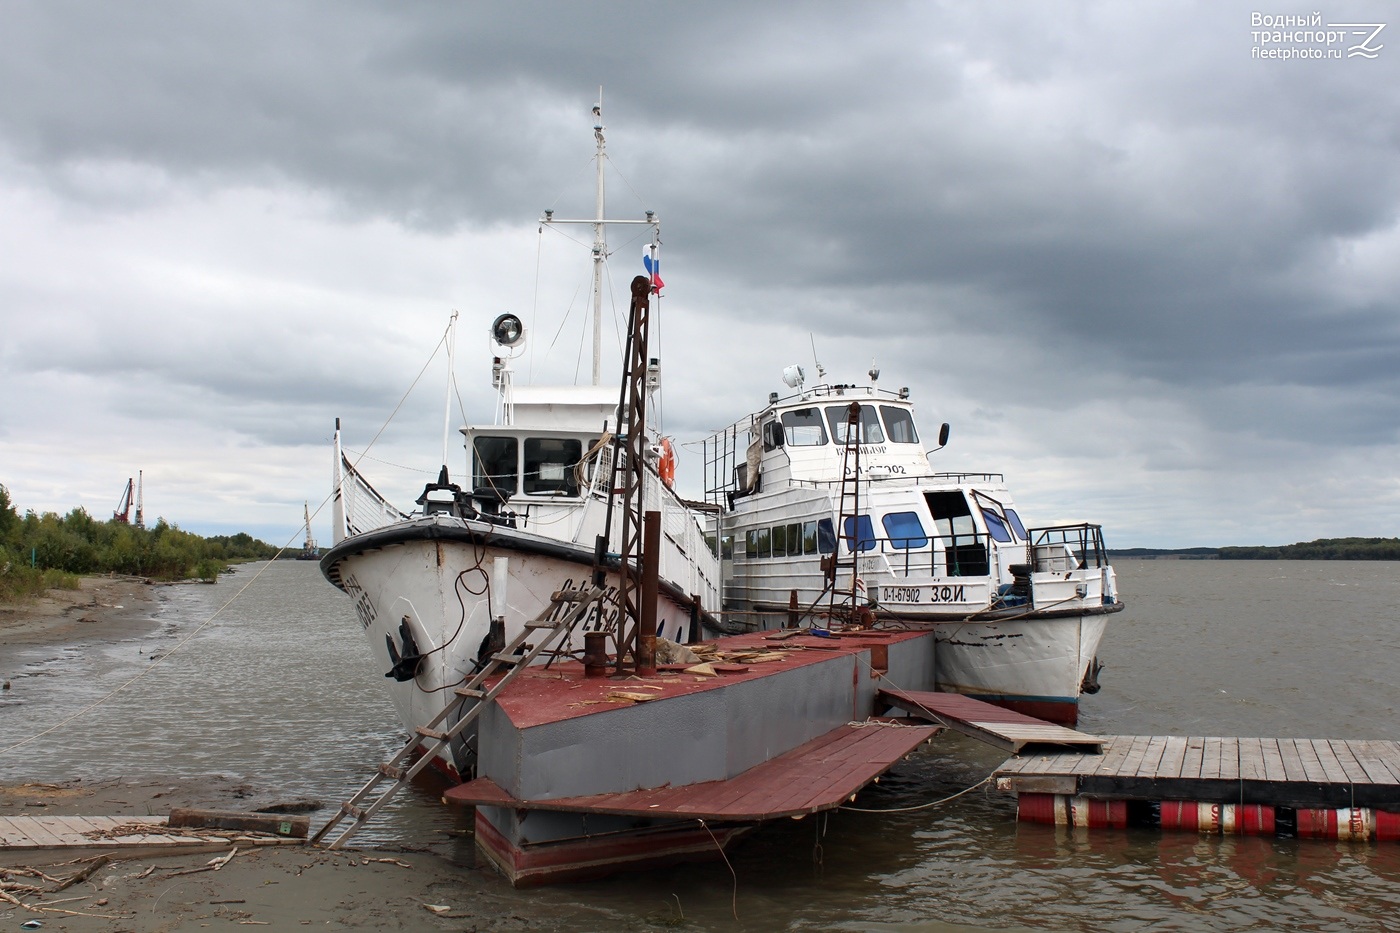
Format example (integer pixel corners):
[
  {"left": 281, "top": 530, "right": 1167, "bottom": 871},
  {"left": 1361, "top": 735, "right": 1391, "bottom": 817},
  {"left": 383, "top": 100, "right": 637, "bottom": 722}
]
[{"left": 643, "top": 250, "right": 664, "bottom": 290}]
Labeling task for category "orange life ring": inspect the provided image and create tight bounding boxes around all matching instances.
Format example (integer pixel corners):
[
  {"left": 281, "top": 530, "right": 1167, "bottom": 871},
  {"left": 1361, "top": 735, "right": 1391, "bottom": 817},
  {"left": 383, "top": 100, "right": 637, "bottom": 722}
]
[{"left": 658, "top": 437, "right": 677, "bottom": 488}]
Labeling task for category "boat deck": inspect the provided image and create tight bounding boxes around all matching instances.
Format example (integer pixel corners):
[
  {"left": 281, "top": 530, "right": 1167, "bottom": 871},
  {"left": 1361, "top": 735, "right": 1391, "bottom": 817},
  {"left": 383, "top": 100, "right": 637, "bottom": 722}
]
[
  {"left": 445, "top": 719, "right": 938, "bottom": 820},
  {"left": 995, "top": 735, "right": 1400, "bottom": 810}
]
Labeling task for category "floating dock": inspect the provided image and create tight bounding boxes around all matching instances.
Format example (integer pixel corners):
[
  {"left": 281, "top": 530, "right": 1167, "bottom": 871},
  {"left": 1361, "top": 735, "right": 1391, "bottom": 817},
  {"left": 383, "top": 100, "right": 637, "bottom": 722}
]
[
  {"left": 438, "top": 627, "right": 941, "bottom": 885},
  {"left": 995, "top": 735, "right": 1400, "bottom": 841}
]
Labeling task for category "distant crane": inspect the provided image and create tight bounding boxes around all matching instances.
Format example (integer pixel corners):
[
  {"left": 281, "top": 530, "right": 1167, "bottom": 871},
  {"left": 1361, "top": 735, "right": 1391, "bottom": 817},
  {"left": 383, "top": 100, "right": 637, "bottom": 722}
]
[
  {"left": 301, "top": 501, "right": 320, "bottom": 560},
  {"left": 113, "top": 471, "right": 146, "bottom": 528},
  {"left": 113, "top": 479, "right": 134, "bottom": 523}
]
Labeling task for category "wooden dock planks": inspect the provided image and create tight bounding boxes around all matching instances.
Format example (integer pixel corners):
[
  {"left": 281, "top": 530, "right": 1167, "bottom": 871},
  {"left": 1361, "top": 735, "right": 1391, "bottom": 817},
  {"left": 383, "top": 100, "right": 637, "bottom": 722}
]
[
  {"left": 877, "top": 689, "right": 1102, "bottom": 753},
  {"left": 0, "top": 815, "right": 306, "bottom": 851},
  {"left": 995, "top": 736, "right": 1400, "bottom": 811}
]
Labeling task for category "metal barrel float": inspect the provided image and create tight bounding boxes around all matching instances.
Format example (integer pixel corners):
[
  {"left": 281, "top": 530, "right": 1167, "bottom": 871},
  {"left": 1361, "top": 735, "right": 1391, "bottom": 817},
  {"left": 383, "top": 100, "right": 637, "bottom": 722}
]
[
  {"left": 1159, "top": 801, "right": 1276, "bottom": 835},
  {"left": 1017, "top": 794, "right": 1127, "bottom": 828}
]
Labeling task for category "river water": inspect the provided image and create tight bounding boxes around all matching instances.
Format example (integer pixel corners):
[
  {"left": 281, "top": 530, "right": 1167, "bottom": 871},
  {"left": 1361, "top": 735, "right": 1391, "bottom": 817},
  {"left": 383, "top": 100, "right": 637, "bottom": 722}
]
[{"left": 3, "top": 558, "right": 1400, "bottom": 930}]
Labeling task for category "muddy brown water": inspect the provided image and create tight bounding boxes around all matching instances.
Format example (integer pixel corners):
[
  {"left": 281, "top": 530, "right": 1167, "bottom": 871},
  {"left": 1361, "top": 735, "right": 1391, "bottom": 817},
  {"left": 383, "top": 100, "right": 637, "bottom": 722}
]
[{"left": 3, "top": 558, "right": 1399, "bottom": 931}]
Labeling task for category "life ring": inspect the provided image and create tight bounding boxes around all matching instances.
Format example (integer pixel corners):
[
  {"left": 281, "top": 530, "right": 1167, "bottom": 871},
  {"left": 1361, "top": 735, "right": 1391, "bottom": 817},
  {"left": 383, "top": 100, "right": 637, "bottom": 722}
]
[{"left": 658, "top": 437, "right": 677, "bottom": 488}]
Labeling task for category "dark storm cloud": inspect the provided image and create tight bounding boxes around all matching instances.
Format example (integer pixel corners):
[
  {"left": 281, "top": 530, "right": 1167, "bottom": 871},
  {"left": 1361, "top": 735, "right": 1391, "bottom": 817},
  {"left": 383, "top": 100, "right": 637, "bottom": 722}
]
[{"left": 2, "top": 0, "right": 1399, "bottom": 543}]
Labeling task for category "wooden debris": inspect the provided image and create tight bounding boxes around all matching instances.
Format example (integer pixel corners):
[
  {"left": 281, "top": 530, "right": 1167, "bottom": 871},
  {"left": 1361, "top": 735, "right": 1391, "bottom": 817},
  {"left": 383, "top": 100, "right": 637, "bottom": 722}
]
[
  {"left": 169, "top": 808, "right": 309, "bottom": 838},
  {"left": 607, "top": 691, "right": 659, "bottom": 703},
  {"left": 684, "top": 663, "right": 717, "bottom": 677}
]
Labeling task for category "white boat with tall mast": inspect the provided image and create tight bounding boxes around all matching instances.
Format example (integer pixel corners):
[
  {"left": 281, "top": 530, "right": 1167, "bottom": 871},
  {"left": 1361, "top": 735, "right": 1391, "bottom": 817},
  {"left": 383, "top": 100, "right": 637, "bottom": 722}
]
[
  {"left": 702, "top": 364, "right": 1121, "bottom": 724},
  {"left": 321, "top": 104, "right": 720, "bottom": 779}
]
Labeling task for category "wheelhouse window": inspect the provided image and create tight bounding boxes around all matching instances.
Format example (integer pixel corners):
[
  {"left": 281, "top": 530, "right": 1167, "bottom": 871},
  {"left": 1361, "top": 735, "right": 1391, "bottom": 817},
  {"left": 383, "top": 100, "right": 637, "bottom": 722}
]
[
  {"left": 879, "top": 406, "right": 919, "bottom": 444},
  {"left": 472, "top": 436, "right": 518, "bottom": 497},
  {"left": 781, "top": 408, "right": 828, "bottom": 446},
  {"left": 825, "top": 404, "right": 885, "bottom": 444},
  {"left": 1005, "top": 508, "right": 1028, "bottom": 541},
  {"left": 523, "top": 438, "right": 582, "bottom": 496},
  {"left": 842, "top": 515, "right": 877, "bottom": 552},
  {"left": 981, "top": 509, "right": 1013, "bottom": 543},
  {"left": 882, "top": 511, "right": 928, "bottom": 549}
]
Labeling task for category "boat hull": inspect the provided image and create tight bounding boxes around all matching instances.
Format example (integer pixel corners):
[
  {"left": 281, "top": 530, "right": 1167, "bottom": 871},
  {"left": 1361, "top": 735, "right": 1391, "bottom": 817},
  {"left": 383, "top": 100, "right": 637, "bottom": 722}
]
[
  {"left": 322, "top": 515, "right": 707, "bottom": 778},
  {"left": 931, "top": 609, "right": 1113, "bottom": 725}
]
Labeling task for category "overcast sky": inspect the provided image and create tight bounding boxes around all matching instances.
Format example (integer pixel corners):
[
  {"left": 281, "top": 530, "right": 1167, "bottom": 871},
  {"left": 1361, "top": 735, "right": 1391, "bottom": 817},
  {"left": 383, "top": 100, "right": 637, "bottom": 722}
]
[{"left": 2, "top": 1, "right": 1397, "bottom": 550}]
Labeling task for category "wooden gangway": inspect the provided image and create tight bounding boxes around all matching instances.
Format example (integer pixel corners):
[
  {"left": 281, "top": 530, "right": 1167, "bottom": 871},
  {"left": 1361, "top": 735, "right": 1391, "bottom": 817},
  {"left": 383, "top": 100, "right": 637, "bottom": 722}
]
[
  {"left": 994, "top": 735, "right": 1400, "bottom": 810},
  {"left": 0, "top": 815, "right": 305, "bottom": 852},
  {"left": 877, "top": 688, "right": 1104, "bottom": 754}
]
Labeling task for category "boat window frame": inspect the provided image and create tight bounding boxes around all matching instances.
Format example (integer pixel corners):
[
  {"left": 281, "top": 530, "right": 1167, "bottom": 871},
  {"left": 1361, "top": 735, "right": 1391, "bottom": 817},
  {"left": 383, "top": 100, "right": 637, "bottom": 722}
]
[
  {"left": 878, "top": 405, "right": 920, "bottom": 444},
  {"left": 780, "top": 407, "right": 829, "bottom": 447},
  {"left": 825, "top": 404, "right": 886, "bottom": 445},
  {"left": 842, "top": 515, "right": 877, "bottom": 553},
  {"left": 522, "top": 436, "right": 583, "bottom": 497},
  {"left": 881, "top": 511, "right": 929, "bottom": 549},
  {"left": 471, "top": 435, "right": 520, "bottom": 498}
]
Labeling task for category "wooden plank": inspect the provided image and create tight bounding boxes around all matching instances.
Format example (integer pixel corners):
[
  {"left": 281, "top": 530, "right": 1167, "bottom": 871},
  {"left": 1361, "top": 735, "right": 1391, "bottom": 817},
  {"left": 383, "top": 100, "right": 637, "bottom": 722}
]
[
  {"left": 1200, "top": 737, "right": 1223, "bottom": 781},
  {"left": 1092, "top": 735, "right": 1136, "bottom": 778},
  {"left": 10, "top": 817, "right": 66, "bottom": 847},
  {"left": 1181, "top": 737, "right": 1205, "bottom": 781},
  {"left": 1327, "top": 740, "right": 1372, "bottom": 785},
  {"left": 1158, "top": 736, "right": 1189, "bottom": 781},
  {"left": 1354, "top": 741, "right": 1400, "bottom": 785},
  {"left": 1134, "top": 736, "right": 1169, "bottom": 779},
  {"left": 1366, "top": 741, "right": 1400, "bottom": 784},
  {"left": 1311, "top": 740, "right": 1348, "bottom": 786},
  {"left": 1237, "top": 737, "right": 1264, "bottom": 782},
  {"left": 1115, "top": 736, "right": 1153, "bottom": 780},
  {"left": 1219, "top": 738, "right": 1240, "bottom": 782},
  {"left": 1260, "top": 739, "right": 1287, "bottom": 783},
  {"left": 1293, "top": 738, "right": 1327, "bottom": 784},
  {"left": 1276, "top": 738, "right": 1306, "bottom": 783}
]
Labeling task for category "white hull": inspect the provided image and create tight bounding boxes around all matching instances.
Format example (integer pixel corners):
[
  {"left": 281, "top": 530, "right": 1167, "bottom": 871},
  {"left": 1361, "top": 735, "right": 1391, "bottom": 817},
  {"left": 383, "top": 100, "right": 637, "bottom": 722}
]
[
  {"left": 324, "top": 515, "right": 709, "bottom": 778},
  {"left": 931, "top": 612, "right": 1110, "bottom": 723}
]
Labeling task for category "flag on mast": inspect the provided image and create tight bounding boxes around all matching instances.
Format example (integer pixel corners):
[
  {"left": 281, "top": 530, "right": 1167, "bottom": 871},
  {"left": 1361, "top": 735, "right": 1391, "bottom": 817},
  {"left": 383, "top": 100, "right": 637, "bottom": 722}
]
[{"left": 643, "top": 250, "right": 664, "bottom": 290}]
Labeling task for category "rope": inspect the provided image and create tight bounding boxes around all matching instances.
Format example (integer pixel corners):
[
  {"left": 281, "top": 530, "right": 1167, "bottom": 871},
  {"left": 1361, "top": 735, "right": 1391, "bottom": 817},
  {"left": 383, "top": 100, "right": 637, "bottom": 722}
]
[{"left": 839, "top": 774, "right": 994, "bottom": 813}]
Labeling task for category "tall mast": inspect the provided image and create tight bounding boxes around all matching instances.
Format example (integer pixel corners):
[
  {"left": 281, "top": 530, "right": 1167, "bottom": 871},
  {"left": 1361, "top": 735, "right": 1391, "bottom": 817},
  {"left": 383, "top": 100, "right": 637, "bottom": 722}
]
[
  {"left": 443, "top": 309, "right": 458, "bottom": 471},
  {"left": 590, "top": 94, "right": 606, "bottom": 386},
  {"left": 539, "top": 94, "right": 659, "bottom": 386}
]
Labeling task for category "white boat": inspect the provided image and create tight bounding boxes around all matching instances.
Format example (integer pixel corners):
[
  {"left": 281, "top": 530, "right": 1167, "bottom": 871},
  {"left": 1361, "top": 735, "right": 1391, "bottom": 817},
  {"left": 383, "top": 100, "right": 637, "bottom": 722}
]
[
  {"left": 321, "top": 107, "right": 721, "bottom": 779},
  {"left": 702, "top": 366, "right": 1122, "bottom": 724}
]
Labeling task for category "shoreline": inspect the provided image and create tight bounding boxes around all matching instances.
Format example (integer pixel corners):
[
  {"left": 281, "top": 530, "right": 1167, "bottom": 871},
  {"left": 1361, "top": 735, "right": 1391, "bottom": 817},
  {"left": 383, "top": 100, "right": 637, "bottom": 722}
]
[{"left": 0, "top": 574, "right": 161, "bottom": 652}]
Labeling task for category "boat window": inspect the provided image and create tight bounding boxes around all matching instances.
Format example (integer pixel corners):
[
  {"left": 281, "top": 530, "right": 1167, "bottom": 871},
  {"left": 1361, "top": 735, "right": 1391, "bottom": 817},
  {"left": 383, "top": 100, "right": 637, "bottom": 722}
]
[
  {"left": 786, "top": 523, "right": 803, "bottom": 557},
  {"left": 772, "top": 523, "right": 788, "bottom": 556},
  {"left": 825, "top": 404, "right": 885, "bottom": 445},
  {"left": 816, "top": 519, "right": 836, "bottom": 554},
  {"left": 925, "top": 490, "right": 976, "bottom": 537},
  {"left": 842, "top": 515, "right": 877, "bottom": 552},
  {"left": 882, "top": 512, "right": 928, "bottom": 549},
  {"left": 471, "top": 436, "right": 518, "bottom": 497},
  {"left": 745, "top": 530, "right": 757, "bottom": 557},
  {"left": 523, "top": 438, "right": 582, "bottom": 496},
  {"left": 1005, "top": 508, "right": 1028, "bottom": 541},
  {"left": 981, "top": 509, "right": 1013, "bottom": 543},
  {"left": 803, "top": 521, "right": 819, "bottom": 555},
  {"left": 755, "top": 527, "right": 771, "bottom": 559},
  {"left": 781, "top": 408, "right": 828, "bottom": 446},
  {"left": 720, "top": 534, "right": 733, "bottom": 560},
  {"left": 879, "top": 406, "right": 919, "bottom": 444}
]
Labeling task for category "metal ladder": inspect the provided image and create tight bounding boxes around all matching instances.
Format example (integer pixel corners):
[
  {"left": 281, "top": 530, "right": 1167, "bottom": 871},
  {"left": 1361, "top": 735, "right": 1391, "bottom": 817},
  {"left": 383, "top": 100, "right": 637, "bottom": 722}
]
[
  {"left": 827, "top": 401, "right": 865, "bottom": 620},
  {"left": 310, "top": 584, "right": 604, "bottom": 849}
]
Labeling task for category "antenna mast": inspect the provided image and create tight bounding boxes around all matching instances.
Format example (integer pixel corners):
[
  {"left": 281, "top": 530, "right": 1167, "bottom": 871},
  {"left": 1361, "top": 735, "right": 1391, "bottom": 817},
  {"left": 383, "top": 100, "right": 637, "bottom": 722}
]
[
  {"left": 590, "top": 91, "right": 606, "bottom": 386},
  {"left": 135, "top": 470, "right": 144, "bottom": 529}
]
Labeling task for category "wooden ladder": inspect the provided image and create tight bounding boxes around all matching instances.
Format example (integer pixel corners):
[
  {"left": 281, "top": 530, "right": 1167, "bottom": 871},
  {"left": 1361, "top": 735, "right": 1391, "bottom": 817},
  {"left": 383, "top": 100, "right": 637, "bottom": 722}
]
[{"left": 310, "top": 584, "right": 604, "bottom": 849}]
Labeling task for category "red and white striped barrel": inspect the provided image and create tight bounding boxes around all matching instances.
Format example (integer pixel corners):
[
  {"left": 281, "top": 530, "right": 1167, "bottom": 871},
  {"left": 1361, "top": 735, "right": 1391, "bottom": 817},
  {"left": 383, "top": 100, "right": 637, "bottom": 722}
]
[
  {"left": 1376, "top": 810, "right": 1400, "bottom": 842},
  {"left": 1296, "top": 807, "right": 1375, "bottom": 841},
  {"left": 1017, "top": 794, "right": 1126, "bottom": 829},
  {"left": 1158, "top": 801, "right": 1274, "bottom": 835}
]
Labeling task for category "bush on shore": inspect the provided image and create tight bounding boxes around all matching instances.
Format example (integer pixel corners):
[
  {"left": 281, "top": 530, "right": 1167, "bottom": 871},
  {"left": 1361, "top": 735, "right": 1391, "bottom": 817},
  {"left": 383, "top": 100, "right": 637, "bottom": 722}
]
[{"left": 0, "top": 483, "right": 277, "bottom": 600}]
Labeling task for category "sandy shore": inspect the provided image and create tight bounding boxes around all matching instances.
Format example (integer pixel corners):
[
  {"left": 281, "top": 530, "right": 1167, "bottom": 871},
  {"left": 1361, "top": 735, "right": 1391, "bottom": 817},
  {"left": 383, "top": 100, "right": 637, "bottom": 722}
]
[
  {"left": 0, "top": 575, "right": 159, "bottom": 651},
  {"left": 0, "top": 577, "right": 618, "bottom": 932}
]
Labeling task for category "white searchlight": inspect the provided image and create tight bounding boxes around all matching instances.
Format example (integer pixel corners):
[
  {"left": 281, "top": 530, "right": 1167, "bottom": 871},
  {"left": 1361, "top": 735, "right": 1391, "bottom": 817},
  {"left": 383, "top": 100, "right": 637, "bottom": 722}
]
[{"left": 781, "top": 364, "right": 805, "bottom": 389}]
